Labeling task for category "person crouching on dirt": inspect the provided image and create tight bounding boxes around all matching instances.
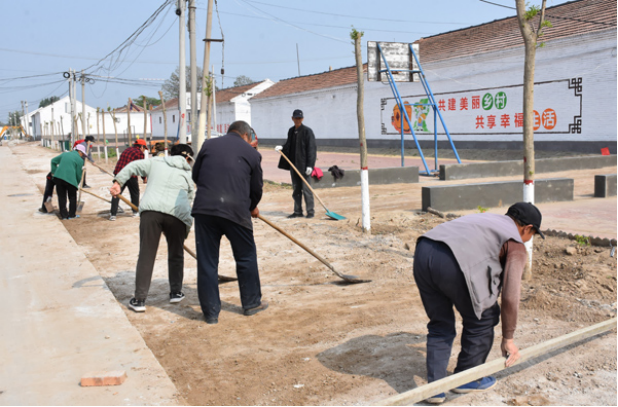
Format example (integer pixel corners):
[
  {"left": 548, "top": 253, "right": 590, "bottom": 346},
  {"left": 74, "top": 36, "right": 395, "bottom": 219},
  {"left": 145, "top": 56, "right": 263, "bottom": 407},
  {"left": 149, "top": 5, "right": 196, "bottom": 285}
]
[
  {"left": 413, "top": 202, "right": 544, "bottom": 404},
  {"left": 109, "top": 144, "right": 195, "bottom": 313},
  {"left": 50, "top": 144, "right": 88, "bottom": 220},
  {"left": 109, "top": 139, "right": 147, "bottom": 221},
  {"left": 73, "top": 135, "right": 95, "bottom": 188},
  {"left": 192, "top": 120, "right": 267, "bottom": 324}
]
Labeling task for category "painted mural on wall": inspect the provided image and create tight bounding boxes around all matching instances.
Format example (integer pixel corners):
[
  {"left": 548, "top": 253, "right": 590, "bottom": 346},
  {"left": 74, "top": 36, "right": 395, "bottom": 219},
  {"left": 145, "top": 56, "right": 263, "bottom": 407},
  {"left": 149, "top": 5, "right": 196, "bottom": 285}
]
[{"left": 381, "top": 77, "right": 582, "bottom": 136}]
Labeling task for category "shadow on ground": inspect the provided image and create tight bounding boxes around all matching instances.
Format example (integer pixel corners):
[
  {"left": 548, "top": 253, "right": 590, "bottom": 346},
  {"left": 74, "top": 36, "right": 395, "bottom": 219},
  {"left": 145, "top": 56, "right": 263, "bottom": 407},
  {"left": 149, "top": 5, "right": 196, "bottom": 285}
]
[{"left": 317, "top": 331, "right": 427, "bottom": 394}]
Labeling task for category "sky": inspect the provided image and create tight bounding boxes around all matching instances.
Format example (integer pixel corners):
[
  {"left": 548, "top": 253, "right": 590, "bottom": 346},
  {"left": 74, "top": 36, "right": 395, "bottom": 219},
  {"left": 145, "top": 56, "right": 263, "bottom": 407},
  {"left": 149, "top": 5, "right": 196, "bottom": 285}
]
[{"left": 0, "top": 0, "right": 573, "bottom": 122}]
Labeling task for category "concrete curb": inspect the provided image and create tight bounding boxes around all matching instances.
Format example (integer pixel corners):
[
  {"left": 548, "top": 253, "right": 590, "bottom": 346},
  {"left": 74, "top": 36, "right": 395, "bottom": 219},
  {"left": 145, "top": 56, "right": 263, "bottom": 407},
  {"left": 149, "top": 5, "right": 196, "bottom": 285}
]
[
  {"left": 440, "top": 155, "right": 617, "bottom": 181},
  {"left": 422, "top": 178, "right": 573, "bottom": 212},
  {"left": 313, "top": 166, "right": 419, "bottom": 189}
]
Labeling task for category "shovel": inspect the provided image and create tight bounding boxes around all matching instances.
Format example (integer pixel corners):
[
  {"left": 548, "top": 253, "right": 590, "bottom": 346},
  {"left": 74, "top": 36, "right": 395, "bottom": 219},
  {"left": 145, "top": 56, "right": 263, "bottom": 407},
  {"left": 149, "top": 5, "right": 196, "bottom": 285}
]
[
  {"left": 277, "top": 149, "right": 345, "bottom": 220},
  {"left": 80, "top": 188, "right": 237, "bottom": 283},
  {"left": 258, "top": 214, "right": 369, "bottom": 284}
]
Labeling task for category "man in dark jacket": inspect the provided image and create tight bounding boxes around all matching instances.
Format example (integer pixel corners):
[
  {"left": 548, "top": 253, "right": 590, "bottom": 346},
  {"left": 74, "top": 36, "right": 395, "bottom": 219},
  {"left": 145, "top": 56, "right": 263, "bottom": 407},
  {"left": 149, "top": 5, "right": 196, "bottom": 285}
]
[
  {"left": 276, "top": 109, "right": 317, "bottom": 218},
  {"left": 413, "top": 202, "right": 544, "bottom": 404},
  {"left": 192, "top": 120, "right": 267, "bottom": 324}
]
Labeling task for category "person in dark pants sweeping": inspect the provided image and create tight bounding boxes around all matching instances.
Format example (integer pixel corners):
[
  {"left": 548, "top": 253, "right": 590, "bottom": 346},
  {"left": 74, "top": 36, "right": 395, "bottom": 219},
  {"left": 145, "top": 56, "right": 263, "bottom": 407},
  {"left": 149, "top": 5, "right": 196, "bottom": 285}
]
[
  {"left": 192, "top": 120, "right": 267, "bottom": 324},
  {"left": 413, "top": 202, "right": 544, "bottom": 404},
  {"left": 50, "top": 144, "right": 87, "bottom": 220},
  {"left": 38, "top": 171, "right": 55, "bottom": 214},
  {"left": 109, "top": 139, "right": 147, "bottom": 221},
  {"left": 110, "top": 144, "right": 195, "bottom": 313},
  {"left": 276, "top": 109, "right": 317, "bottom": 219}
]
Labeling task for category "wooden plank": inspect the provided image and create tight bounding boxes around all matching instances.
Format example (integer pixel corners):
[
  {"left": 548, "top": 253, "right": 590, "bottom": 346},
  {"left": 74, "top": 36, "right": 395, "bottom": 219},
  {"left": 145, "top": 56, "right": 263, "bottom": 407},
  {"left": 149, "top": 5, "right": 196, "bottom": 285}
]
[{"left": 377, "top": 318, "right": 617, "bottom": 406}]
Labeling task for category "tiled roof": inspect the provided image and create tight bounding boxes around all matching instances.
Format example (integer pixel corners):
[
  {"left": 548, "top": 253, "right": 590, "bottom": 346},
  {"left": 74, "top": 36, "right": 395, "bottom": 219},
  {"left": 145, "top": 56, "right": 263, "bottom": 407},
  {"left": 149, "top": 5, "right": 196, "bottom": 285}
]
[
  {"left": 149, "top": 98, "right": 178, "bottom": 112},
  {"left": 415, "top": 0, "right": 616, "bottom": 63},
  {"left": 115, "top": 99, "right": 146, "bottom": 113},
  {"left": 215, "top": 82, "right": 261, "bottom": 103},
  {"left": 252, "top": 65, "right": 367, "bottom": 100}
]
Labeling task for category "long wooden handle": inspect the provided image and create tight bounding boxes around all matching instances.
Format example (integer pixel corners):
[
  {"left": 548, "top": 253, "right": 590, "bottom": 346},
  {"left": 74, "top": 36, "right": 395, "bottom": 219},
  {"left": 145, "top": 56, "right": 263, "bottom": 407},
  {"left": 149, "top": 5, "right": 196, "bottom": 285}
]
[
  {"left": 277, "top": 150, "right": 328, "bottom": 212},
  {"left": 257, "top": 214, "right": 344, "bottom": 278},
  {"left": 90, "top": 161, "right": 114, "bottom": 177},
  {"left": 117, "top": 193, "right": 138, "bottom": 211},
  {"left": 378, "top": 317, "right": 618, "bottom": 405},
  {"left": 82, "top": 187, "right": 199, "bottom": 262}
]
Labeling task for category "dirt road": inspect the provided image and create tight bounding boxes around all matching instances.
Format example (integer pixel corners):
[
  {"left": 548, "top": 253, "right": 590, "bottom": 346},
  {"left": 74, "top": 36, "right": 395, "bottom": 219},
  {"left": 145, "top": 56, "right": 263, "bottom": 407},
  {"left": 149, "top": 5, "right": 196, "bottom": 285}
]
[{"left": 20, "top": 142, "right": 617, "bottom": 406}]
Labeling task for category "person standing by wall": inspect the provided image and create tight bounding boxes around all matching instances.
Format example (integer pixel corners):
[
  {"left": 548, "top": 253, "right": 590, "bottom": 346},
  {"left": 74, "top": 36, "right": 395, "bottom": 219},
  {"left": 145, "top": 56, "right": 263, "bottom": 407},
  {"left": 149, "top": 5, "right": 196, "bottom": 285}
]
[
  {"left": 412, "top": 202, "right": 544, "bottom": 404},
  {"left": 276, "top": 109, "right": 317, "bottom": 218},
  {"left": 50, "top": 144, "right": 87, "bottom": 220},
  {"left": 192, "top": 120, "right": 266, "bottom": 324},
  {"left": 109, "top": 139, "right": 147, "bottom": 221},
  {"left": 110, "top": 144, "right": 195, "bottom": 312}
]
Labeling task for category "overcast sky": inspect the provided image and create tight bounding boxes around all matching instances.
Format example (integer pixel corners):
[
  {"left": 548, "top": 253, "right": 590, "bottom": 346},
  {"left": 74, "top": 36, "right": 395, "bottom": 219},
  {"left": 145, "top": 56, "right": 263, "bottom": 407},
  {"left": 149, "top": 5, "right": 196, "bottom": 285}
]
[{"left": 1, "top": 0, "right": 573, "bottom": 120}]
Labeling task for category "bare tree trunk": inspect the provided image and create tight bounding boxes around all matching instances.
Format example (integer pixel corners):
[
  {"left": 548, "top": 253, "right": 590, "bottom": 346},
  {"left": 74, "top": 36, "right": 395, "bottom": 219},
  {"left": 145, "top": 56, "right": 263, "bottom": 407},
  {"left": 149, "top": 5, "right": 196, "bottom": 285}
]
[
  {"left": 515, "top": 0, "right": 547, "bottom": 280},
  {"left": 127, "top": 98, "right": 132, "bottom": 145},
  {"left": 143, "top": 95, "right": 148, "bottom": 140},
  {"left": 159, "top": 91, "right": 169, "bottom": 156},
  {"left": 111, "top": 108, "right": 119, "bottom": 157},
  {"left": 96, "top": 108, "right": 100, "bottom": 144},
  {"left": 352, "top": 29, "right": 370, "bottom": 234}
]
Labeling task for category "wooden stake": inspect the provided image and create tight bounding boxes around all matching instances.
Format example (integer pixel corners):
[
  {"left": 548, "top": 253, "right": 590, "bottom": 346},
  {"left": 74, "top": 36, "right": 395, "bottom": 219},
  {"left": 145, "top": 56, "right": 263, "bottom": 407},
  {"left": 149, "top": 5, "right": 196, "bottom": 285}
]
[
  {"left": 142, "top": 95, "right": 148, "bottom": 140},
  {"left": 377, "top": 318, "right": 617, "bottom": 406},
  {"left": 158, "top": 91, "right": 168, "bottom": 156},
  {"left": 127, "top": 98, "right": 132, "bottom": 145}
]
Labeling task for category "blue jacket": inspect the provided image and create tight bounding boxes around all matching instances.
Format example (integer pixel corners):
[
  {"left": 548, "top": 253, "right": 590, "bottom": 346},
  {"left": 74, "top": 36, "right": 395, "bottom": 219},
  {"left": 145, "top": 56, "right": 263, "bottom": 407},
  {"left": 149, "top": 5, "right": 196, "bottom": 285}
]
[{"left": 191, "top": 132, "right": 263, "bottom": 230}]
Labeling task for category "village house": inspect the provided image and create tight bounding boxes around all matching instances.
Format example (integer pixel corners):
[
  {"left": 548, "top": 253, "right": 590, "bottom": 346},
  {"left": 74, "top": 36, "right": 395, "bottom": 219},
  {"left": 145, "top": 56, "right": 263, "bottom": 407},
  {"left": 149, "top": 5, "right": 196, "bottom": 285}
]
[{"left": 251, "top": 0, "right": 616, "bottom": 153}]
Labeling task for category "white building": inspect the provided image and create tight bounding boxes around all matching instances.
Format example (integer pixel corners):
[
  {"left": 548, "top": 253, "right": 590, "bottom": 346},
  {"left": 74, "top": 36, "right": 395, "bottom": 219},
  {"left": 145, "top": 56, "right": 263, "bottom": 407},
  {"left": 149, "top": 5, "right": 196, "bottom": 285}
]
[
  {"left": 252, "top": 0, "right": 616, "bottom": 153},
  {"left": 150, "top": 80, "right": 275, "bottom": 141}
]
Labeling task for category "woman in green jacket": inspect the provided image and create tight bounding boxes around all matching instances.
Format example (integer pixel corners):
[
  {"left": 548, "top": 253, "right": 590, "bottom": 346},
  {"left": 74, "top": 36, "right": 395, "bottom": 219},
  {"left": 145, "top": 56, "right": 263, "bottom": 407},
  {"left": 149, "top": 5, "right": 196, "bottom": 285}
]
[
  {"left": 110, "top": 144, "right": 194, "bottom": 312},
  {"left": 51, "top": 144, "right": 87, "bottom": 219}
]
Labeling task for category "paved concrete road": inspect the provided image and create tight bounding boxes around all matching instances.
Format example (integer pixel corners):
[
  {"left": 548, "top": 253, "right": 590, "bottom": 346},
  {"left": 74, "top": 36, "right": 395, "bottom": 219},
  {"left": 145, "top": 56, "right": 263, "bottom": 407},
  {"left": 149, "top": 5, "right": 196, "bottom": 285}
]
[{"left": 0, "top": 144, "right": 180, "bottom": 405}]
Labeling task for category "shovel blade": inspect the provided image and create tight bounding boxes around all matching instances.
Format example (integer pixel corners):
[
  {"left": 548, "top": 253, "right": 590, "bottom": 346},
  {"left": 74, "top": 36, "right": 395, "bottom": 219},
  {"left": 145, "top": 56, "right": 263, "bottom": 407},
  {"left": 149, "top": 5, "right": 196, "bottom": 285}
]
[
  {"left": 43, "top": 201, "right": 54, "bottom": 213},
  {"left": 326, "top": 210, "right": 346, "bottom": 220},
  {"left": 76, "top": 201, "right": 85, "bottom": 213}
]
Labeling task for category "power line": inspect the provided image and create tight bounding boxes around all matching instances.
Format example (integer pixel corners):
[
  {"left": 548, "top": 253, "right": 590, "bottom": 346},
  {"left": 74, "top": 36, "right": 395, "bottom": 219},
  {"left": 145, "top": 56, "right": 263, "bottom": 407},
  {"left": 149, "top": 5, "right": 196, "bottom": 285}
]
[
  {"left": 242, "top": 0, "right": 468, "bottom": 25},
  {"left": 234, "top": 0, "right": 348, "bottom": 43},
  {"left": 479, "top": 0, "right": 617, "bottom": 27}
]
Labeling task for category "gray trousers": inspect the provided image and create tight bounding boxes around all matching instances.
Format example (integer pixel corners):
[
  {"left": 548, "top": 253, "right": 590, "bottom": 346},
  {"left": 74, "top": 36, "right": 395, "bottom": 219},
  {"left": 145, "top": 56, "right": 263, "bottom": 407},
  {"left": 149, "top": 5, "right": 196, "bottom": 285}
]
[
  {"left": 290, "top": 170, "right": 314, "bottom": 216},
  {"left": 135, "top": 211, "right": 186, "bottom": 300}
]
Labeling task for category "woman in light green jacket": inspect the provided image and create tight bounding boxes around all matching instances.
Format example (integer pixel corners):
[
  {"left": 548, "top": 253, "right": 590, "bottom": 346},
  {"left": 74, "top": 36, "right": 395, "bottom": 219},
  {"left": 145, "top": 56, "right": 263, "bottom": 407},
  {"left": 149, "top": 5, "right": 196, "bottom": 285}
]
[{"left": 110, "top": 144, "right": 194, "bottom": 312}]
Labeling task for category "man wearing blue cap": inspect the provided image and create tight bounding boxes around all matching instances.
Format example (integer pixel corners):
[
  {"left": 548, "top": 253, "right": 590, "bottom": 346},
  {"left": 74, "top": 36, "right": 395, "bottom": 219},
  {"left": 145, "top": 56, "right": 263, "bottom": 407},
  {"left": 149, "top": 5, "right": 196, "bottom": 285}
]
[
  {"left": 413, "top": 202, "right": 544, "bottom": 404},
  {"left": 276, "top": 109, "right": 317, "bottom": 219}
]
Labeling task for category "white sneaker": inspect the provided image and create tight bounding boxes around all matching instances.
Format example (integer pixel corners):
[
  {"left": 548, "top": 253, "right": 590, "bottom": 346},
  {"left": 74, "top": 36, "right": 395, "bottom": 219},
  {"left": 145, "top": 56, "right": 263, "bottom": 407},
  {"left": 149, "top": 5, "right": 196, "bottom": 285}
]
[
  {"left": 109, "top": 215, "right": 116, "bottom": 221},
  {"left": 132, "top": 212, "right": 139, "bottom": 218}
]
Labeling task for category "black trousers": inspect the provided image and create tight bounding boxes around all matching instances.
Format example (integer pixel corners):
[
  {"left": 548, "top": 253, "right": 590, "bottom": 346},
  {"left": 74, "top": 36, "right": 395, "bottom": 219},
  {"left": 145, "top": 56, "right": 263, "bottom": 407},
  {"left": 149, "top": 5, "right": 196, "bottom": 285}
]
[
  {"left": 413, "top": 238, "right": 500, "bottom": 383},
  {"left": 290, "top": 170, "right": 314, "bottom": 216},
  {"left": 134, "top": 211, "right": 186, "bottom": 300},
  {"left": 40, "top": 173, "right": 55, "bottom": 212},
  {"left": 54, "top": 178, "right": 77, "bottom": 219},
  {"left": 110, "top": 177, "right": 139, "bottom": 215},
  {"left": 194, "top": 214, "right": 261, "bottom": 319}
]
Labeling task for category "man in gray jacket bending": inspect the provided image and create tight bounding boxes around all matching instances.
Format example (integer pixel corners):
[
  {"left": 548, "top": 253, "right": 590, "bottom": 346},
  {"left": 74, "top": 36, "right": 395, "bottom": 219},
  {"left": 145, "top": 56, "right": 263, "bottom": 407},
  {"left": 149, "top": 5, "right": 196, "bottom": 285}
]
[
  {"left": 110, "top": 144, "right": 195, "bottom": 313},
  {"left": 413, "top": 202, "right": 544, "bottom": 404}
]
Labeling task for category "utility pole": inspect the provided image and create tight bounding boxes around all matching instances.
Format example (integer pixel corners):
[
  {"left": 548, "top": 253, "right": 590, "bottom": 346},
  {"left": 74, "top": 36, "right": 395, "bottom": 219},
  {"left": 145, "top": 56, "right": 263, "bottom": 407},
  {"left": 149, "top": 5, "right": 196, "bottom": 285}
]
[
  {"left": 352, "top": 28, "right": 370, "bottom": 233},
  {"left": 81, "top": 70, "right": 86, "bottom": 138},
  {"left": 196, "top": 0, "right": 214, "bottom": 153},
  {"left": 178, "top": 0, "right": 187, "bottom": 143},
  {"left": 189, "top": 0, "right": 197, "bottom": 143}
]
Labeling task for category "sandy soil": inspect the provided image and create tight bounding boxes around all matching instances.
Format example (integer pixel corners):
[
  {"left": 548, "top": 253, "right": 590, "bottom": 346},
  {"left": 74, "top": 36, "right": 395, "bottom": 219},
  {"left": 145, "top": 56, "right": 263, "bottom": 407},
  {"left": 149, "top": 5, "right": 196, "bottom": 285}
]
[{"left": 24, "top": 143, "right": 617, "bottom": 406}]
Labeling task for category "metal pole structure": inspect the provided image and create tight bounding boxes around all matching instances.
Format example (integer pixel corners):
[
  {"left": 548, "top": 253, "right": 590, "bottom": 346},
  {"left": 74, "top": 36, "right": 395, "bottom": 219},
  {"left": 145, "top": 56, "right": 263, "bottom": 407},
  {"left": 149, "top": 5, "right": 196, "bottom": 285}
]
[
  {"left": 81, "top": 70, "right": 86, "bottom": 138},
  {"left": 196, "top": 0, "right": 213, "bottom": 153},
  {"left": 178, "top": 0, "right": 187, "bottom": 144},
  {"left": 189, "top": 0, "right": 197, "bottom": 143}
]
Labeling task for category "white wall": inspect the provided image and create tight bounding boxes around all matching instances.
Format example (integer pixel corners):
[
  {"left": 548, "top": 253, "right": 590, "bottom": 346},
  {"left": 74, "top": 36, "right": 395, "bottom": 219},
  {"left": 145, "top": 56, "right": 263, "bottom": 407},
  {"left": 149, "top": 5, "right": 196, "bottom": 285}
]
[{"left": 252, "top": 29, "right": 616, "bottom": 148}]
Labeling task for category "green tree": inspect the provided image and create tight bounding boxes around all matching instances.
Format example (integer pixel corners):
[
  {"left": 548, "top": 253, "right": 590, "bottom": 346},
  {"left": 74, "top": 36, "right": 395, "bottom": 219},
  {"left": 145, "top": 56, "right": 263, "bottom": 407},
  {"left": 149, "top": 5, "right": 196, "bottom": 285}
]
[
  {"left": 233, "top": 75, "right": 254, "bottom": 87},
  {"left": 39, "top": 96, "right": 60, "bottom": 108},
  {"left": 134, "top": 96, "right": 160, "bottom": 109},
  {"left": 161, "top": 66, "right": 204, "bottom": 100}
]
